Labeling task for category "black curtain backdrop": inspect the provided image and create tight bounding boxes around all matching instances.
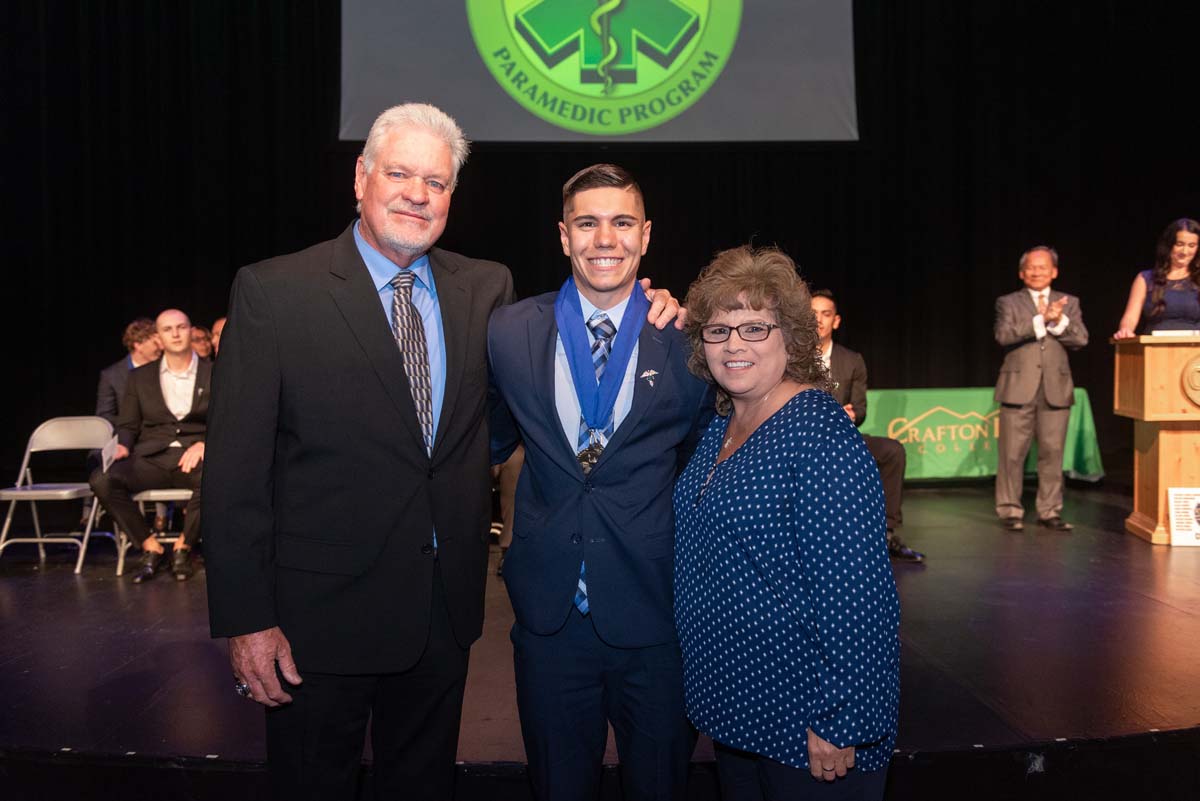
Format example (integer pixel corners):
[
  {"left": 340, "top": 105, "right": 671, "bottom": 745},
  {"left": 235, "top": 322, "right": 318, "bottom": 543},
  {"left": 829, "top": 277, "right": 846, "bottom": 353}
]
[{"left": 2, "top": 1, "right": 1197, "bottom": 476}]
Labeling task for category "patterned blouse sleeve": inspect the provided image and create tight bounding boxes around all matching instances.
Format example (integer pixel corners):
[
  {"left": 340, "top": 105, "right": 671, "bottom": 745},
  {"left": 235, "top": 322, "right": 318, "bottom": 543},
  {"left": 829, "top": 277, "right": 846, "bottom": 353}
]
[{"left": 786, "top": 398, "right": 900, "bottom": 749}]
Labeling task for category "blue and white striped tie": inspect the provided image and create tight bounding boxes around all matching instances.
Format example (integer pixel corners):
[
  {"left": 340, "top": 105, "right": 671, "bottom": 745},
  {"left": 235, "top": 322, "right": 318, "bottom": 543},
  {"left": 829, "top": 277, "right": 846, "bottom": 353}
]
[{"left": 574, "top": 311, "right": 616, "bottom": 615}]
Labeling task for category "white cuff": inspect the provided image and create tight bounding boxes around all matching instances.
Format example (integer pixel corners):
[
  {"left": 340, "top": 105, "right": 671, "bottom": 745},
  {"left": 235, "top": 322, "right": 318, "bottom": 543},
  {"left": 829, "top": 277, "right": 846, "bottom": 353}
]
[
  {"left": 1032, "top": 314, "right": 1048, "bottom": 340},
  {"left": 1047, "top": 314, "right": 1070, "bottom": 336}
]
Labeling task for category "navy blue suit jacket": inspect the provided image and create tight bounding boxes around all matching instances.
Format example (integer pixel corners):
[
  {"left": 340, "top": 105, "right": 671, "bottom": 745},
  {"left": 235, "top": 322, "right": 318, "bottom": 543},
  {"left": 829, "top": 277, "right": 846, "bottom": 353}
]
[{"left": 488, "top": 290, "right": 713, "bottom": 648}]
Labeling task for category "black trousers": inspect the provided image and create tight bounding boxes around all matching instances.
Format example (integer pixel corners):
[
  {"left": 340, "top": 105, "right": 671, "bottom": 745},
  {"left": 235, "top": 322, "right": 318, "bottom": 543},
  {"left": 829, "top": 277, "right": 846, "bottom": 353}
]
[
  {"left": 265, "top": 566, "right": 470, "bottom": 801},
  {"left": 512, "top": 608, "right": 694, "bottom": 801},
  {"left": 714, "top": 741, "right": 888, "bottom": 801},
  {"left": 861, "top": 434, "right": 905, "bottom": 531},
  {"left": 89, "top": 447, "right": 202, "bottom": 548}
]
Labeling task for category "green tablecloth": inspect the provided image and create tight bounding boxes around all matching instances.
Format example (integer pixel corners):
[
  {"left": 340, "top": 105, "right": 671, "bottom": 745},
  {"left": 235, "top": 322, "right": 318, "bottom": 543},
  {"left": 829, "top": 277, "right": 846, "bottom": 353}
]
[{"left": 857, "top": 387, "right": 1104, "bottom": 481}]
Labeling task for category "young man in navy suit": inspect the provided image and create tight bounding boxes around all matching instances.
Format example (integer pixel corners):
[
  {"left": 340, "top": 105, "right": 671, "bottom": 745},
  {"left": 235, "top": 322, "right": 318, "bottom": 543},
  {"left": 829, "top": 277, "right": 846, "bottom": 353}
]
[{"left": 488, "top": 164, "right": 713, "bottom": 801}]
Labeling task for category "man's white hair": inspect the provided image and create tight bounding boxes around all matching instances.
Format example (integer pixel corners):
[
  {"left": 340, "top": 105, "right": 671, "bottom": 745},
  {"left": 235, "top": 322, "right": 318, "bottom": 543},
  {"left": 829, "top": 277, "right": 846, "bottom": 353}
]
[{"left": 360, "top": 103, "right": 470, "bottom": 188}]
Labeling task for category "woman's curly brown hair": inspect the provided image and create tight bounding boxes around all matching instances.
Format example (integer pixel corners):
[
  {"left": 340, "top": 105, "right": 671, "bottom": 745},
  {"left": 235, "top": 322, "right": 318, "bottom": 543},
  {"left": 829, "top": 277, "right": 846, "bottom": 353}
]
[{"left": 683, "top": 245, "right": 830, "bottom": 416}]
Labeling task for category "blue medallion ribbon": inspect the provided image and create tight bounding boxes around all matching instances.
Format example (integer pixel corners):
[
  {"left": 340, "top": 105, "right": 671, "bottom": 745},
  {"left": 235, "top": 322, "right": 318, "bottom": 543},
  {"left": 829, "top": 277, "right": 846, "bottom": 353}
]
[{"left": 553, "top": 277, "right": 648, "bottom": 437}]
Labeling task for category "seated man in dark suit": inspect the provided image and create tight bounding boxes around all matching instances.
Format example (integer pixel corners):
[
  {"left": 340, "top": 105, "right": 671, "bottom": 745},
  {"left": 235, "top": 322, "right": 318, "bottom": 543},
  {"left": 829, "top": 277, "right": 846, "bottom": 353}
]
[
  {"left": 813, "top": 290, "right": 924, "bottom": 563},
  {"left": 90, "top": 309, "right": 211, "bottom": 582},
  {"left": 96, "top": 318, "right": 162, "bottom": 424}
]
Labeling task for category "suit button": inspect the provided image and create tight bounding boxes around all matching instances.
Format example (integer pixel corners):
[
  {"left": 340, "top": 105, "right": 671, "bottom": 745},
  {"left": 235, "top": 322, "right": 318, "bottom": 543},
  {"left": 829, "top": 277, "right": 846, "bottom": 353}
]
[
  {"left": 571, "top": 533, "right": 582, "bottom": 544},
  {"left": 427, "top": 470, "right": 435, "bottom": 479},
  {"left": 420, "top": 544, "right": 433, "bottom": 555},
  {"left": 583, "top": 483, "right": 592, "bottom": 493}
]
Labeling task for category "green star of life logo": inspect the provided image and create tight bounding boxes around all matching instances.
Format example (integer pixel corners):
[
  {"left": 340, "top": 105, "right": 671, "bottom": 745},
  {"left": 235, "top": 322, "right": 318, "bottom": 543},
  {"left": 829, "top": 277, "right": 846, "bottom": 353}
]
[{"left": 467, "top": 1, "right": 741, "bottom": 136}]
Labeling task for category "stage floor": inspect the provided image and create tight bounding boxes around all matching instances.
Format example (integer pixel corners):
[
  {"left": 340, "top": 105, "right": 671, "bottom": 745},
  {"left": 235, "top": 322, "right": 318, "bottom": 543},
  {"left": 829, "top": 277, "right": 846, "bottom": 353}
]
[{"left": 2, "top": 483, "right": 1199, "bottom": 768}]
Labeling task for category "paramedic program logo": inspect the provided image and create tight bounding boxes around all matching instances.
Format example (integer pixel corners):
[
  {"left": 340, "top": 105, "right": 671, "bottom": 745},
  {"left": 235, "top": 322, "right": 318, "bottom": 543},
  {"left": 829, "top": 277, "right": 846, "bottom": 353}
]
[{"left": 467, "top": 0, "right": 741, "bottom": 135}]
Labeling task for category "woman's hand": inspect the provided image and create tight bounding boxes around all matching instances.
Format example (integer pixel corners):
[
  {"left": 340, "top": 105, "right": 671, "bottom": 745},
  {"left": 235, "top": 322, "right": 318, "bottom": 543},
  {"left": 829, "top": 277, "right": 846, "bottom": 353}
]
[
  {"left": 807, "top": 727, "right": 855, "bottom": 781},
  {"left": 1112, "top": 327, "right": 1137, "bottom": 339}
]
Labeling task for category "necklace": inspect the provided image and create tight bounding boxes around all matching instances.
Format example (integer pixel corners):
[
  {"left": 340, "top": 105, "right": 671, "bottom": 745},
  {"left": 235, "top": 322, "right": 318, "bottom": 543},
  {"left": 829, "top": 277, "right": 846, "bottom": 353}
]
[{"left": 721, "top": 379, "right": 785, "bottom": 450}]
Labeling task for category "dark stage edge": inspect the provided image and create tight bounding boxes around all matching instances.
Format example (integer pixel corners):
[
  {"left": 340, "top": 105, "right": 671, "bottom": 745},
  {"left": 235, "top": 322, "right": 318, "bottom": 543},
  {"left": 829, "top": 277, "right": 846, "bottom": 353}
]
[{"left": 2, "top": 483, "right": 1200, "bottom": 800}]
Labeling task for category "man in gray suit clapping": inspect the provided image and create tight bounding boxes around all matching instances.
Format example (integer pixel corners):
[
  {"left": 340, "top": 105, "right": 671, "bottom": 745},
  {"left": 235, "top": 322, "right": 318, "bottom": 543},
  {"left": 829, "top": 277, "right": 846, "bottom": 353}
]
[{"left": 994, "top": 246, "right": 1089, "bottom": 531}]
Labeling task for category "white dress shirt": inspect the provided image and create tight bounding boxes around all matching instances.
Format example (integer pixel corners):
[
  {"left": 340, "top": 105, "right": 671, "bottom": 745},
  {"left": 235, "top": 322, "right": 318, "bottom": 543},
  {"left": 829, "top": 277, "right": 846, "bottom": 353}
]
[
  {"left": 160, "top": 352, "right": 198, "bottom": 446},
  {"left": 1027, "top": 287, "right": 1070, "bottom": 340}
]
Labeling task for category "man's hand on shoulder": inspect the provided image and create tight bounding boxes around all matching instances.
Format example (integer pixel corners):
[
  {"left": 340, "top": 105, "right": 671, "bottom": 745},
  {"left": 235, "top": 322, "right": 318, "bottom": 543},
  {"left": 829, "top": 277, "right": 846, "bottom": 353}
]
[
  {"left": 843, "top": 404, "right": 857, "bottom": 423},
  {"left": 640, "top": 277, "right": 688, "bottom": 330},
  {"left": 230, "top": 626, "right": 302, "bottom": 707}
]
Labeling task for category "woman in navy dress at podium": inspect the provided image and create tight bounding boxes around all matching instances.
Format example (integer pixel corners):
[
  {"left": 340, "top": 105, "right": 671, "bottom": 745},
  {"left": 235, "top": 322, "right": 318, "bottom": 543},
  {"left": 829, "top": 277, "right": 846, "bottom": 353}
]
[{"left": 1114, "top": 218, "right": 1200, "bottom": 338}]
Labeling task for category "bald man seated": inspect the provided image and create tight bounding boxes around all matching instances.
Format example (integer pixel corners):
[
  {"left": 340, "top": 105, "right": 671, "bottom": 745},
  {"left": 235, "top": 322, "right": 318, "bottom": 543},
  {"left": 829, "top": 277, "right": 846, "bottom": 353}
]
[{"left": 90, "top": 309, "right": 211, "bottom": 582}]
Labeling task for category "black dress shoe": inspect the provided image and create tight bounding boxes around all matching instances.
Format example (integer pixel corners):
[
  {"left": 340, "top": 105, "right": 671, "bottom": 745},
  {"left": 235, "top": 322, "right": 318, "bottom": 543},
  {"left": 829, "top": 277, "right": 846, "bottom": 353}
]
[
  {"left": 131, "top": 550, "right": 164, "bottom": 583},
  {"left": 1000, "top": 517, "right": 1024, "bottom": 531},
  {"left": 886, "top": 531, "right": 925, "bottom": 563},
  {"left": 1037, "top": 516, "right": 1074, "bottom": 531},
  {"left": 171, "top": 548, "right": 194, "bottom": 581}
]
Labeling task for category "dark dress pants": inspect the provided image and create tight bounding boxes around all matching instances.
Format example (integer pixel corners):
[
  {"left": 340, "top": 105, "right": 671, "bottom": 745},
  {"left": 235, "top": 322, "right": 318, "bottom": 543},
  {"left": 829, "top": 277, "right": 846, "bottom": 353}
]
[
  {"left": 512, "top": 607, "right": 695, "bottom": 801},
  {"left": 861, "top": 435, "right": 905, "bottom": 531},
  {"left": 89, "top": 447, "right": 202, "bottom": 547},
  {"left": 265, "top": 565, "right": 469, "bottom": 801},
  {"left": 714, "top": 742, "right": 888, "bottom": 801}
]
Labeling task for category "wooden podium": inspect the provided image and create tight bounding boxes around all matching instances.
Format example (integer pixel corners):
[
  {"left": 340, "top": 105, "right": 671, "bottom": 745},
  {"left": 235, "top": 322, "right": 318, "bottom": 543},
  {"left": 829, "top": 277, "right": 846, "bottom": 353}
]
[{"left": 1112, "top": 335, "right": 1200, "bottom": 544}]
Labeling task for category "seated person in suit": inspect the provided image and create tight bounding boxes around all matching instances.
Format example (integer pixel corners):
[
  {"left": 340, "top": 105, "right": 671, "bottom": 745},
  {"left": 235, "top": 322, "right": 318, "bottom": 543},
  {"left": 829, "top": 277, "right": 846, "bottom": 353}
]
[
  {"left": 812, "top": 290, "right": 924, "bottom": 563},
  {"left": 210, "top": 316, "right": 226, "bottom": 356},
  {"left": 92, "top": 317, "right": 164, "bottom": 525},
  {"left": 96, "top": 318, "right": 162, "bottom": 424},
  {"left": 90, "top": 309, "right": 211, "bottom": 582},
  {"left": 191, "top": 325, "right": 214, "bottom": 359}
]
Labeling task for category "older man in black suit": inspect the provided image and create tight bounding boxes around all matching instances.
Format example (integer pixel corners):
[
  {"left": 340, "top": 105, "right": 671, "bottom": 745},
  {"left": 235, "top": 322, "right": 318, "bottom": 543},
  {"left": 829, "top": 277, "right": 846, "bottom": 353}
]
[
  {"left": 90, "top": 309, "right": 210, "bottom": 582},
  {"left": 813, "top": 290, "right": 923, "bottom": 563}
]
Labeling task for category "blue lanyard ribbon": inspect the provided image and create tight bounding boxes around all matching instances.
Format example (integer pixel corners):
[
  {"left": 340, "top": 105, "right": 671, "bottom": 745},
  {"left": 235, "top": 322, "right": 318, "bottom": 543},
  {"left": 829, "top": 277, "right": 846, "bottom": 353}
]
[{"left": 553, "top": 277, "right": 648, "bottom": 433}]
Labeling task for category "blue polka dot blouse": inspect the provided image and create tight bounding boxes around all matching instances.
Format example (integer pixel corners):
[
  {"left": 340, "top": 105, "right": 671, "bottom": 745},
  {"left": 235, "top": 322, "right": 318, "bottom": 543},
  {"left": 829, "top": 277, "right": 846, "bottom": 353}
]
[{"left": 673, "top": 389, "right": 900, "bottom": 771}]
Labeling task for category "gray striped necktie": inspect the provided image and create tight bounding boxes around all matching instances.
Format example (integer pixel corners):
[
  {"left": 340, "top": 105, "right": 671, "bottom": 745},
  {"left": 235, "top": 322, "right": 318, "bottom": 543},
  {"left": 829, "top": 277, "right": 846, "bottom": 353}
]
[{"left": 391, "top": 270, "right": 433, "bottom": 452}]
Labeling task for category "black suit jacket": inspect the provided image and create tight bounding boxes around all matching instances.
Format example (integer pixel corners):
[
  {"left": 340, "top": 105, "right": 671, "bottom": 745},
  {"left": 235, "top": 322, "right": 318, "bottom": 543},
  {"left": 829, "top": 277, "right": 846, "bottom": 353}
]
[
  {"left": 117, "top": 358, "right": 211, "bottom": 456},
  {"left": 96, "top": 356, "right": 132, "bottom": 425},
  {"left": 828, "top": 343, "right": 868, "bottom": 428},
  {"left": 203, "top": 223, "right": 514, "bottom": 675}
]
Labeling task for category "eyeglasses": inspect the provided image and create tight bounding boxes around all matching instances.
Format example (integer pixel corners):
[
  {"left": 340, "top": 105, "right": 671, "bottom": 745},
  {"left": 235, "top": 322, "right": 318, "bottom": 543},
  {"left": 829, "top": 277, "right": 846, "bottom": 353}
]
[{"left": 699, "top": 322, "right": 781, "bottom": 344}]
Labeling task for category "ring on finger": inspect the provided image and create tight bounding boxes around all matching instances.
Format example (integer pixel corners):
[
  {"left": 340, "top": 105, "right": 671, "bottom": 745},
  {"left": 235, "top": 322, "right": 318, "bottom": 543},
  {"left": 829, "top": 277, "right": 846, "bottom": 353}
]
[{"left": 234, "top": 680, "right": 252, "bottom": 698}]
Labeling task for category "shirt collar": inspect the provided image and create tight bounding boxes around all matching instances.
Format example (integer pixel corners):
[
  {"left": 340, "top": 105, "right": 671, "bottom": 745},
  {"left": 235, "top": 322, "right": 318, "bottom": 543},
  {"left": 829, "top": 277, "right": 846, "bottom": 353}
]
[
  {"left": 820, "top": 340, "right": 833, "bottom": 360},
  {"left": 160, "top": 352, "right": 198, "bottom": 378},
  {"left": 577, "top": 286, "right": 632, "bottom": 334},
  {"left": 354, "top": 220, "right": 433, "bottom": 294},
  {"left": 1027, "top": 286, "right": 1051, "bottom": 300}
]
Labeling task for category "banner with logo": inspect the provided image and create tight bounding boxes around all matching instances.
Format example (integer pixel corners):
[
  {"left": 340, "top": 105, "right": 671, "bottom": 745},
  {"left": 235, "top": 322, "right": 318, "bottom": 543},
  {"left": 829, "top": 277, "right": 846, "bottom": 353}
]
[
  {"left": 858, "top": 387, "right": 1105, "bottom": 481},
  {"left": 341, "top": 0, "right": 858, "bottom": 142}
]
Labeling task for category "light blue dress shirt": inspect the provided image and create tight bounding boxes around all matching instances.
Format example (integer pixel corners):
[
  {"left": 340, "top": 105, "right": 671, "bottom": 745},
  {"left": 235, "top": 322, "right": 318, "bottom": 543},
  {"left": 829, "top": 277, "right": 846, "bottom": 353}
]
[
  {"left": 353, "top": 221, "right": 447, "bottom": 446},
  {"left": 554, "top": 287, "right": 639, "bottom": 449}
]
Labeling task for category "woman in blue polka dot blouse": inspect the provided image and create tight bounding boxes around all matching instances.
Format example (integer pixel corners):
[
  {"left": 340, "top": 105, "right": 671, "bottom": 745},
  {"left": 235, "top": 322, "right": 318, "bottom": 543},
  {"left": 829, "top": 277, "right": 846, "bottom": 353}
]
[{"left": 674, "top": 246, "right": 900, "bottom": 800}]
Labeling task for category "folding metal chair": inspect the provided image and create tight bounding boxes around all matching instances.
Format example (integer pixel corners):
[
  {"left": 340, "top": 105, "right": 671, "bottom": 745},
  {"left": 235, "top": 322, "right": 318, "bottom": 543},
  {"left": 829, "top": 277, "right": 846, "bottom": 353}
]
[
  {"left": 115, "top": 488, "right": 194, "bottom": 576},
  {"left": 0, "top": 416, "right": 115, "bottom": 573}
]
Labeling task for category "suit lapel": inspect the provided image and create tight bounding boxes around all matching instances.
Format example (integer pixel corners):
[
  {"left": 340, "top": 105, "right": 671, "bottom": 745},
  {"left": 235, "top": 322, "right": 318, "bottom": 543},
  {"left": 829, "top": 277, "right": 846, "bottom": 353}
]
[
  {"left": 528, "top": 297, "right": 582, "bottom": 477},
  {"left": 429, "top": 249, "right": 471, "bottom": 460},
  {"left": 327, "top": 229, "right": 427, "bottom": 456},
  {"left": 591, "top": 322, "right": 668, "bottom": 472},
  {"left": 191, "top": 360, "right": 212, "bottom": 418}
]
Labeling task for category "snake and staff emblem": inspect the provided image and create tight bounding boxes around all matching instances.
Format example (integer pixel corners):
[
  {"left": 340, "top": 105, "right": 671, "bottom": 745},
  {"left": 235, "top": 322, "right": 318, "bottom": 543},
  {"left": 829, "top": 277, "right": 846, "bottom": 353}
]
[{"left": 591, "top": 0, "right": 621, "bottom": 94}]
